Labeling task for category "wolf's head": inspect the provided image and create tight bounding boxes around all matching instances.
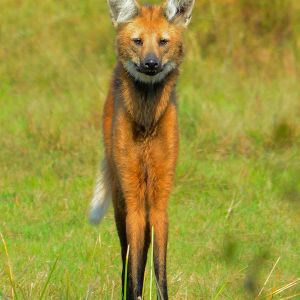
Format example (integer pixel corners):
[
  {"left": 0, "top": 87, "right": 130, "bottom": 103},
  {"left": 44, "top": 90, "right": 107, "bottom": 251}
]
[{"left": 107, "top": 0, "right": 195, "bottom": 83}]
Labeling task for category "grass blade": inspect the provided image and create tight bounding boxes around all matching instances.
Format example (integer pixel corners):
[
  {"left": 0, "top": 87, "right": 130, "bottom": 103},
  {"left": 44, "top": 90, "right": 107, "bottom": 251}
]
[
  {"left": 149, "top": 226, "right": 154, "bottom": 300},
  {"left": 39, "top": 256, "right": 59, "bottom": 300},
  {"left": 154, "top": 271, "right": 163, "bottom": 300},
  {"left": 213, "top": 281, "right": 227, "bottom": 300},
  {"left": 279, "top": 293, "right": 300, "bottom": 300},
  {"left": 124, "top": 245, "right": 130, "bottom": 300},
  {"left": 1, "top": 232, "right": 18, "bottom": 300},
  {"left": 110, "top": 280, "right": 115, "bottom": 300},
  {"left": 142, "top": 267, "right": 146, "bottom": 299}
]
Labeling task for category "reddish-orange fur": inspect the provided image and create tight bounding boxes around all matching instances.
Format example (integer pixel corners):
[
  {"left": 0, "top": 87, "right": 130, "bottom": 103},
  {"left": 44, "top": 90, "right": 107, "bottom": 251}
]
[{"left": 95, "top": 2, "right": 194, "bottom": 299}]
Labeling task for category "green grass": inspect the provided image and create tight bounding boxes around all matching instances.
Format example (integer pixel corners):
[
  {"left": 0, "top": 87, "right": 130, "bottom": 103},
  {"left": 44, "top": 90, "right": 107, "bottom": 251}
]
[{"left": 1, "top": 0, "right": 300, "bottom": 299}]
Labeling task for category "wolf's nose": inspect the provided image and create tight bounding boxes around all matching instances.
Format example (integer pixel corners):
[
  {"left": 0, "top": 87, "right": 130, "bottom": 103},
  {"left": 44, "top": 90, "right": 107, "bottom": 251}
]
[
  {"left": 143, "top": 54, "right": 160, "bottom": 71},
  {"left": 145, "top": 59, "right": 159, "bottom": 70}
]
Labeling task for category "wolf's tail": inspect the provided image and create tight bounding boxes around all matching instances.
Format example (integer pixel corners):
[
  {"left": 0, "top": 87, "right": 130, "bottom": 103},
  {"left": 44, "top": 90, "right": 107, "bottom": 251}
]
[{"left": 89, "top": 160, "right": 111, "bottom": 225}]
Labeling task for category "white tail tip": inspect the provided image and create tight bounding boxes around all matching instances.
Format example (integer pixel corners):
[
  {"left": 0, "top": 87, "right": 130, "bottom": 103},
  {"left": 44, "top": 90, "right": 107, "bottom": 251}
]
[
  {"left": 89, "top": 196, "right": 110, "bottom": 225},
  {"left": 89, "top": 166, "right": 111, "bottom": 225}
]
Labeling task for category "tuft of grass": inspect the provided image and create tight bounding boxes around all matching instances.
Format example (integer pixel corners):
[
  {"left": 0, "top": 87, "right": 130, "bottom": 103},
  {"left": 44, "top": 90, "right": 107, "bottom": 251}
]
[
  {"left": 267, "top": 278, "right": 300, "bottom": 298},
  {"left": 255, "top": 256, "right": 281, "bottom": 299}
]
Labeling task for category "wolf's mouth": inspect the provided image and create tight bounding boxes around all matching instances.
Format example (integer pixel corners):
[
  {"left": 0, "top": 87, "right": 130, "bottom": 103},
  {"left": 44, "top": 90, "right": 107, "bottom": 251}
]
[
  {"left": 124, "top": 61, "right": 176, "bottom": 84},
  {"left": 134, "top": 63, "right": 162, "bottom": 76}
]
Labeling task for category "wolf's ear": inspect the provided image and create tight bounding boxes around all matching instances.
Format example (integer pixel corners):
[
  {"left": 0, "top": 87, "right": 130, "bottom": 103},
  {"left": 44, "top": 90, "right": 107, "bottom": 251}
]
[
  {"left": 107, "top": 0, "right": 140, "bottom": 27},
  {"left": 164, "top": 0, "right": 195, "bottom": 27}
]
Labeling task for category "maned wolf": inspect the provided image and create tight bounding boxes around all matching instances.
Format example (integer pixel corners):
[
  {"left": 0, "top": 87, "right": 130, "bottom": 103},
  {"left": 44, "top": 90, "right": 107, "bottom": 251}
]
[{"left": 89, "top": 0, "right": 195, "bottom": 299}]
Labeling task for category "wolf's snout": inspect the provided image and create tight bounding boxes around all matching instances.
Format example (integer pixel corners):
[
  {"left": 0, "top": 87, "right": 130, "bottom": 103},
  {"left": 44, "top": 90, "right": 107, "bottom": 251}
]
[{"left": 142, "top": 54, "right": 161, "bottom": 74}]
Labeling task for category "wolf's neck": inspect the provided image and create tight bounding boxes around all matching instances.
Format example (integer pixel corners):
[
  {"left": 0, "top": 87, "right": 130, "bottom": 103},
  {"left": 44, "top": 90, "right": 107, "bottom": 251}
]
[{"left": 117, "top": 63, "right": 178, "bottom": 134}]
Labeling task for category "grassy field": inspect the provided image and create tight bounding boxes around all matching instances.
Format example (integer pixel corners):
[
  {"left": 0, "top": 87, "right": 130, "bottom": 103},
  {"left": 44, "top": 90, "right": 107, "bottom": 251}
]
[{"left": 1, "top": 0, "right": 300, "bottom": 299}]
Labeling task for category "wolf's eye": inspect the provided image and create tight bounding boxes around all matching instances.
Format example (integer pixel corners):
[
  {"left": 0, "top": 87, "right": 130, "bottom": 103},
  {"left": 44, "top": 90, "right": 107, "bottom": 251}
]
[
  {"left": 132, "top": 38, "right": 143, "bottom": 46},
  {"left": 159, "top": 39, "right": 169, "bottom": 46}
]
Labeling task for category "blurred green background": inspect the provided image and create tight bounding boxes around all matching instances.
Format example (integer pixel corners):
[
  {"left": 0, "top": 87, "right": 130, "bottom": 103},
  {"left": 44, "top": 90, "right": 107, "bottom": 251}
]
[{"left": 1, "top": 0, "right": 300, "bottom": 299}]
